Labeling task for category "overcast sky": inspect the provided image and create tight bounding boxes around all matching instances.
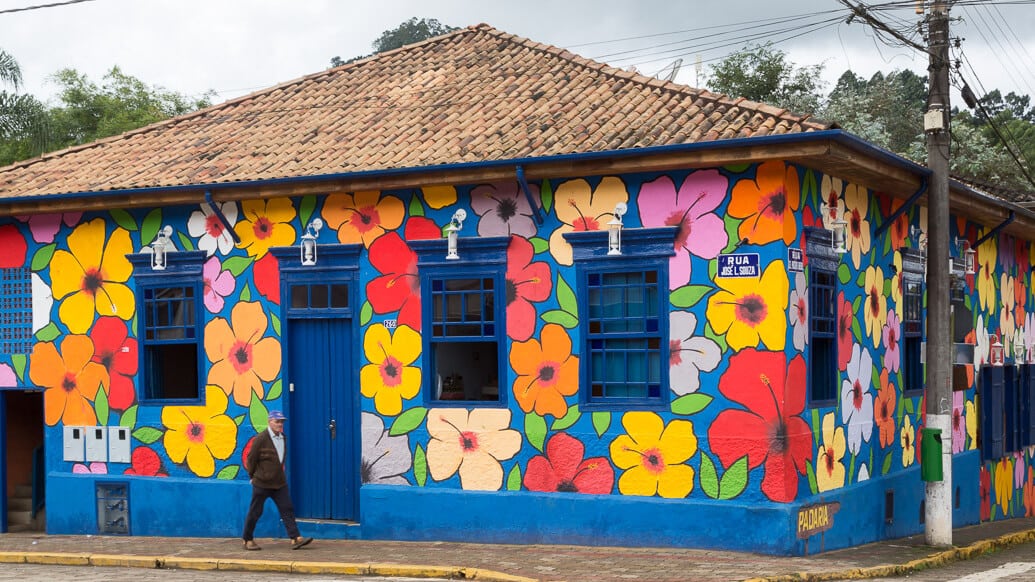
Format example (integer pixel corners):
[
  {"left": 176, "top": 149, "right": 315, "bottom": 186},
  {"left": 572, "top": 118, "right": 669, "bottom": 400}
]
[{"left": 3, "top": 0, "right": 1033, "bottom": 111}]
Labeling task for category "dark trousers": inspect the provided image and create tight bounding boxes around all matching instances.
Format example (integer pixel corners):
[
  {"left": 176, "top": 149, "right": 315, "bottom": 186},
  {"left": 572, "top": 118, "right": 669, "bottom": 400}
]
[{"left": 242, "top": 484, "right": 301, "bottom": 540}]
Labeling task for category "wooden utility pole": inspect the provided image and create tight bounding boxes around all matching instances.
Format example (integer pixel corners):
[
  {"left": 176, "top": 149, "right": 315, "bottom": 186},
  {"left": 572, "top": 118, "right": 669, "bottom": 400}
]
[{"left": 924, "top": 0, "right": 953, "bottom": 547}]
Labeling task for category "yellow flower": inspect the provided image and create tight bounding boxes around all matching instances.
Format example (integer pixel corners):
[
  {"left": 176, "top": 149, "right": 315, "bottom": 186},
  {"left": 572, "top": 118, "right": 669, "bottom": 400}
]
[
  {"left": 901, "top": 416, "right": 916, "bottom": 468},
  {"left": 977, "top": 234, "right": 998, "bottom": 314},
  {"left": 816, "top": 413, "right": 846, "bottom": 492},
  {"left": 161, "top": 387, "right": 237, "bottom": 478},
  {"left": 205, "top": 301, "right": 282, "bottom": 407},
  {"left": 863, "top": 266, "right": 888, "bottom": 348},
  {"left": 50, "top": 218, "right": 135, "bottom": 334},
  {"left": 706, "top": 261, "right": 788, "bottom": 351},
  {"left": 844, "top": 183, "right": 871, "bottom": 270},
  {"left": 233, "top": 198, "right": 297, "bottom": 259},
  {"left": 360, "top": 324, "right": 421, "bottom": 416},
  {"left": 610, "top": 411, "right": 696, "bottom": 498},
  {"left": 890, "top": 251, "right": 903, "bottom": 307},
  {"left": 422, "top": 185, "right": 457, "bottom": 210},
  {"left": 995, "top": 457, "right": 1014, "bottom": 514},
  {"left": 965, "top": 400, "right": 978, "bottom": 450},
  {"left": 548, "top": 177, "right": 629, "bottom": 266},
  {"left": 323, "top": 190, "right": 405, "bottom": 247},
  {"left": 426, "top": 408, "right": 521, "bottom": 490}
]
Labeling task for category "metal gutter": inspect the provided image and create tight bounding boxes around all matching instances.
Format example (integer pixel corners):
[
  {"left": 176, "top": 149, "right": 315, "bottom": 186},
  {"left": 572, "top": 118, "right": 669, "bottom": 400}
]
[{"left": 874, "top": 177, "right": 928, "bottom": 238}]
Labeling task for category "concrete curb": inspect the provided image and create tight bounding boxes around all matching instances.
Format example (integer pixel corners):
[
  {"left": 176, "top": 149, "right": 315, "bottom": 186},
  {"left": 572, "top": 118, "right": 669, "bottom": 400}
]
[
  {"left": 0, "top": 550, "right": 539, "bottom": 582},
  {"left": 742, "top": 527, "right": 1035, "bottom": 581}
]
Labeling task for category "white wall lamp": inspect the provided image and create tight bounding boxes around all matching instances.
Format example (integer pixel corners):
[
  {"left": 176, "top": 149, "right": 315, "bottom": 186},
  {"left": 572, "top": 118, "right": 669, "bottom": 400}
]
[
  {"left": 821, "top": 203, "right": 848, "bottom": 254},
  {"left": 1014, "top": 332, "right": 1025, "bottom": 366},
  {"left": 300, "top": 218, "right": 323, "bottom": 266},
  {"left": 608, "top": 202, "right": 627, "bottom": 256},
  {"left": 990, "top": 334, "right": 1004, "bottom": 367},
  {"left": 445, "top": 209, "right": 467, "bottom": 260},
  {"left": 955, "top": 237, "right": 975, "bottom": 275},
  {"left": 150, "top": 225, "right": 174, "bottom": 271}
]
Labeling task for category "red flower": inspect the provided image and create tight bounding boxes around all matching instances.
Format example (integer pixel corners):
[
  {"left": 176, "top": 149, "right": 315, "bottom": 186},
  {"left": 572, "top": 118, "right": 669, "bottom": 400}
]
[
  {"left": 123, "top": 447, "right": 167, "bottom": 477},
  {"left": 0, "top": 224, "right": 28, "bottom": 268},
  {"left": 404, "top": 216, "right": 441, "bottom": 241},
  {"left": 506, "top": 236, "right": 552, "bottom": 341},
  {"left": 837, "top": 291, "right": 854, "bottom": 371},
  {"left": 366, "top": 232, "right": 421, "bottom": 330},
  {"left": 980, "top": 465, "right": 991, "bottom": 521},
  {"left": 253, "top": 253, "right": 280, "bottom": 305},
  {"left": 523, "top": 432, "right": 614, "bottom": 494},
  {"left": 90, "top": 317, "right": 138, "bottom": 411},
  {"left": 708, "top": 349, "right": 813, "bottom": 503}
]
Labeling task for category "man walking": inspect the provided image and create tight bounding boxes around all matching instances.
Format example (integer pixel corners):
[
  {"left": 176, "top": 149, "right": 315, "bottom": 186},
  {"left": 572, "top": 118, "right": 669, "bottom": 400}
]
[{"left": 242, "top": 410, "right": 313, "bottom": 550}]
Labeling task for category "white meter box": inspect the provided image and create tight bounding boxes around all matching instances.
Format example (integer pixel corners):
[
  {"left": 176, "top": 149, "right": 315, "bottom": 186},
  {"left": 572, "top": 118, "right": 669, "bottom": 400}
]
[
  {"left": 85, "top": 426, "right": 108, "bottom": 462},
  {"left": 63, "top": 426, "right": 86, "bottom": 462},
  {"left": 108, "top": 426, "right": 131, "bottom": 463}
]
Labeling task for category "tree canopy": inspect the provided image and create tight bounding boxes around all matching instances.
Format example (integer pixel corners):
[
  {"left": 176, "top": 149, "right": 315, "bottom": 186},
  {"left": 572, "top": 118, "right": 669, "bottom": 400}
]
[{"left": 330, "top": 17, "right": 458, "bottom": 68}]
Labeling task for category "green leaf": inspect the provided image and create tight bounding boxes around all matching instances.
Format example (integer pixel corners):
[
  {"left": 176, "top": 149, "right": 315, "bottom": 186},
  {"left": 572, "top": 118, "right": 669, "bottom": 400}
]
[
  {"left": 35, "top": 322, "right": 60, "bottom": 343},
  {"left": 882, "top": 450, "right": 893, "bottom": 475},
  {"left": 670, "top": 285, "right": 712, "bottom": 309},
  {"left": 699, "top": 453, "right": 719, "bottom": 499},
  {"left": 11, "top": 354, "right": 26, "bottom": 382},
  {"left": 176, "top": 232, "right": 195, "bottom": 251},
  {"left": 95, "top": 384, "right": 109, "bottom": 425},
  {"left": 871, "top": 363, "right": 881, "bottom": 392},
  {"left": 551, "top": 405, "right": 581, "bottom": 431},
  {"left": 556, "top": 274, "right": 577, "bottom": 315},
  {"left": 529, "top": 237, "right": 549, "bottom": 254},
  {"left": 709, "top": 257, "right": 718, "bottom": 280},
  {"left": 266, "top": 380, "right": 283, "bottom": 401},
  {"left": 905, "top": 398, "right": 915, "bottom": 415},
  {"left": 803, "top": 169, "right": 818, "bottom": 209},
  {"left": 671, "top": 393, "right": 713, "bottom": 416},
  {"left": 723, "top": 163, "right": 751, "bottom": 173},
  {"left": 249, "top": 392, "right": 269, "bottom": 432},
  {"left": 30, "top": 244, "right": 56, "bottom": 271},
  {"left": 360, "top": 301, "right": 373, "bottom": 326},
  {"left": 414, "top": 444, "right": 427, "bottom": 487},
  {"left": 240, "top": 283, "right": 252, "bottom": 303},
  {"left": 271, "top": 313, "right": 281, "bottom": 337},
  {"left": 525, "top": 412, "right": 547, "bottom": 452},
  {"left": 851, "top": 316, "right": 862, "bottom": 342},
  {"left": 837, "top": 263, "right": 851, "bottom": 285},
  {"left": 233, "top": 414, "right": 245, "bottom": 426},
  {"left": 883, "top": 279, "right": 891, "bottom": 296},
  {"left": 856, "top": 270, "right": 866, "bottom": 288},
  {"left": 806, "top": 459, "right": 818, "bottom": 494},
  {"left": 812, "top": 408, "right": 821, "bottom": 447},
  {"left": 704, "top": 321, "right": 727, "bottom": 353},
  {"left": 541, "top": 179, "right": 553, "bottom": 214},
  {"left": 216, "top": 465, "right": 239, "bottom": 480},
  {"left": 541, "top": 309, "right": 578, "bottom": 328},
  {"left": 722, "top": 215, "right": 743, "bottom": 253},
  {"left": 299, "top": 195, "right": 317, "bottom": 227},
  {"left": 120, "top": 405, "right": 138, "bottom": 430},
  {"left": 718, "top": 456, "right": 749, "bottom": 500},
  {"left": 132, "top": 426, "right": 163, "bottom": 444},
  {"left": 408, "top": 194, "right": 425, "bottom": 217},
  {"left": 110, "top": 209, "right": 138, "bottom": 232},
  {"left": 390, "top": 407, "right": 428, "bottom": 435},
  {"left": 507, "top": 464, "right": 522, "bottom": 491},
  {"left": 222, "top": 256, "right": 254, "bottom": 277},
  {"left": 847, "top": 452, "right": 856, "bottom": 484},
  {"left": 141, "top": 209, "right": 162, "bottom": 244},
  {"left": 592, "top": 411, "right": 611, "bottom": 437}
]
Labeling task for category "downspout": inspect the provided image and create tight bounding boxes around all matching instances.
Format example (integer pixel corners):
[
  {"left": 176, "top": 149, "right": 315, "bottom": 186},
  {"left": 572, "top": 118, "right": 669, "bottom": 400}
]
[
  {"left": 874, "top": 176, "right": 929, "bottom": 238},
  {"left": 973, "top": 210, "right": 1015, "bottom": 247},
  {"left": 205, "top": 190, "right": 242, "bottom": 245},
  {"left": 515, "top": 165, "right": 544, "bottom": 225}
]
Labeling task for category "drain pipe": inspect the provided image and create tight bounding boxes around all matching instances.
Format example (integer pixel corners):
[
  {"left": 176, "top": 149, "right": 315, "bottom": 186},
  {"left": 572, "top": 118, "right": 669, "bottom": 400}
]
[
  {"left": 515, "top": 165, "right": 544, "bottom": 225},
  {"left": 204, "top": 190, "right": 242, "bottom": 244}
]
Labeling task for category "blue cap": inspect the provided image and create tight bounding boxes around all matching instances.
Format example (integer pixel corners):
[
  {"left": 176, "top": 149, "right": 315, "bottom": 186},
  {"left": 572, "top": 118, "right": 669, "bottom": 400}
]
[{"left": 268, "top": 410, "right": 286, "bottom": 421}]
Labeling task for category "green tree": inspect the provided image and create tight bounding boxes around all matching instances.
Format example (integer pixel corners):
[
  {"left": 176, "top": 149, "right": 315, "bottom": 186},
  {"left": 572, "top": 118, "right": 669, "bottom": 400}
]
[
  {"left": 824, "top": 69, "right": 927, "bottom": 155},
  {"left": 705, "top": 44, "right": 825, "bottom": 114},
  {"left": 331, "top": 17, "right": 457, "bottom": 67},
  {"left": 0, "top": 49, "right": 52, "bottom": 162}
]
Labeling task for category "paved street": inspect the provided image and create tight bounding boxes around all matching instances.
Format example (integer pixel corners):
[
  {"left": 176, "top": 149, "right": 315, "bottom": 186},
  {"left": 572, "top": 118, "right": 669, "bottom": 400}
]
[
  {"left": 839, "top": 540, "right": 1035, "bottom": 581},
  {"left": 0, "top": 563, "right": 442, "bottom": 582}
]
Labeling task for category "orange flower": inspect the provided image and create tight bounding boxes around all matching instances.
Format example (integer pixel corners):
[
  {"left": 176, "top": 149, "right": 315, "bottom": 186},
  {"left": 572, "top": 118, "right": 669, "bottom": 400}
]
[
  {"left": 205, "top": 302, "right": 282, "bottom": 407},
  {"left": 323, "top": 190, "right": 404, "bottom": 247},
  {"left": 728, "top": 161, "right": 800, "bottom": 245},
  {"left": 875, "top": 369, "right": 897, "bottom": 448},
  {"left": 30, "top": 335, "right": 109, "bottom": 426},
  {"left": 1024, "top": 466, "right": 1035, "bottom": 517},
  {"left": 510, "top": 324, "right": 579, "bottom": 418}
]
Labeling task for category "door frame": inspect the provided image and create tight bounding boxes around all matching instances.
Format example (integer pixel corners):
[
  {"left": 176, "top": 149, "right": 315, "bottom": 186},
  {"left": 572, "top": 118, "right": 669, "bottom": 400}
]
[{"left": 271, "top": 244, "right": 363, "bottom": 520}]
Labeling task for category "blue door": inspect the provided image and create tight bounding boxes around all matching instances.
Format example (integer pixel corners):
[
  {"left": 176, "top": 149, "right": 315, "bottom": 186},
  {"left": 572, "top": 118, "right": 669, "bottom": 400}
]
[{"left": 287, "top": 316, "right": 356, "bottom": 520}]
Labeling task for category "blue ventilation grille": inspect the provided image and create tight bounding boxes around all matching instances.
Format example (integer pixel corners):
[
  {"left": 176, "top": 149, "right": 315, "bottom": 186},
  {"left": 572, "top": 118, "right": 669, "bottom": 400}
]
[{"left": 0, "top": 268, "right": 33, "bottom": 355}]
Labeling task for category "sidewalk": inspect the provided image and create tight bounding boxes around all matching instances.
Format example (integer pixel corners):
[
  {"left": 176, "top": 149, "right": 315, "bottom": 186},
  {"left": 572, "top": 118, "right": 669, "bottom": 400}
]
[{"left": 2, "top": 517, "right": 1035, "bottom": 582}]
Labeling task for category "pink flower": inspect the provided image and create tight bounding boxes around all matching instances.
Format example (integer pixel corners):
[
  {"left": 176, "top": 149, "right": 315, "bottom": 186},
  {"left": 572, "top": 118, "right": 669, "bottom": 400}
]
[
  {"left": 17, "top": 213, "right": 82, "bottom": 244},
  {"left": 0, "top": 363, "right": 16, "bottom": 388},
  {"left": 638, "top": 171, "right": 728, "bottom": 289},
  {"left": 882, "top": 309, "right": 901, "bottom": 373},
  {"left": 952, "top": 391, "right": 966, "bottom": 454},
  {"left": 73, "top": 462, "right": 107, "bottom": 474},
  {"left": 203, "top": 256, "right": 236, "bottom": 313}
]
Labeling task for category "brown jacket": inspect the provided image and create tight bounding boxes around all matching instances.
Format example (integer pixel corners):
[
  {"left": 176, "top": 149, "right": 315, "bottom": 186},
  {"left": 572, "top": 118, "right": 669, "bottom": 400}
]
[{"left": 245, "top": 429, "right": 287, "bottom": 489}]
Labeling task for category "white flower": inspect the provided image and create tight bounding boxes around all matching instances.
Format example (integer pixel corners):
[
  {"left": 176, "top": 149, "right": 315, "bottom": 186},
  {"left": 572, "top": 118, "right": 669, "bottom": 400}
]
[
  {"left": 187, "top": 201, "right": 238, "bottom": 256},
  {"left": 31, "top": 273, "right": 52, "bottom": 333},
  {"left": 975, "top": 314, "right": 989, "bottom": 369},
  {"left": 788, "top": 271, "right": 809, "bottom": 352},
  {"left": 841, "top": 343, "right": 874, "bottom": 455},
  {"left": 668, "top": 311, "right": 721, "bottom": 395}
]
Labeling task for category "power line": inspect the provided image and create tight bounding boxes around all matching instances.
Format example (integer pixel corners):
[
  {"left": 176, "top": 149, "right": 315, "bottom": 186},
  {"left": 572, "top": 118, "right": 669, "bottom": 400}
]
[{"left": 0, "top": 0, "right": 98, "bottom": 15}]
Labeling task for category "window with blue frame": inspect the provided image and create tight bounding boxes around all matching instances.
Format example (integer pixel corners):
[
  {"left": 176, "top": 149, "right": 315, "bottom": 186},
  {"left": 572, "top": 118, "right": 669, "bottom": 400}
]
[
  {"left": 410, "top": 236, "right": 509, "bottom": 405},
  {"left": 564, "top": 226, "right": 677, "bottom": 410},
  {"left": 0, "top": 267, "right": 33, "bottom": 356},
  {"left": 128, "top": 251, "right": 206, "bottom": 403},
  {"left": 901, "top": 248, "right": 925, "bottom": 396},
  {"left": 805, "top": 227, "right": 837, "bottom": 406}
]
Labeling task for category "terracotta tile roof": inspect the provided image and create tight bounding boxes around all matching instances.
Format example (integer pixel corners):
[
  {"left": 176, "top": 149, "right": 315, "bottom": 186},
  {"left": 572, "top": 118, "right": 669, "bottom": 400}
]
[{"left": 0, "top": 23, "right": 833, "bottom": 200}]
